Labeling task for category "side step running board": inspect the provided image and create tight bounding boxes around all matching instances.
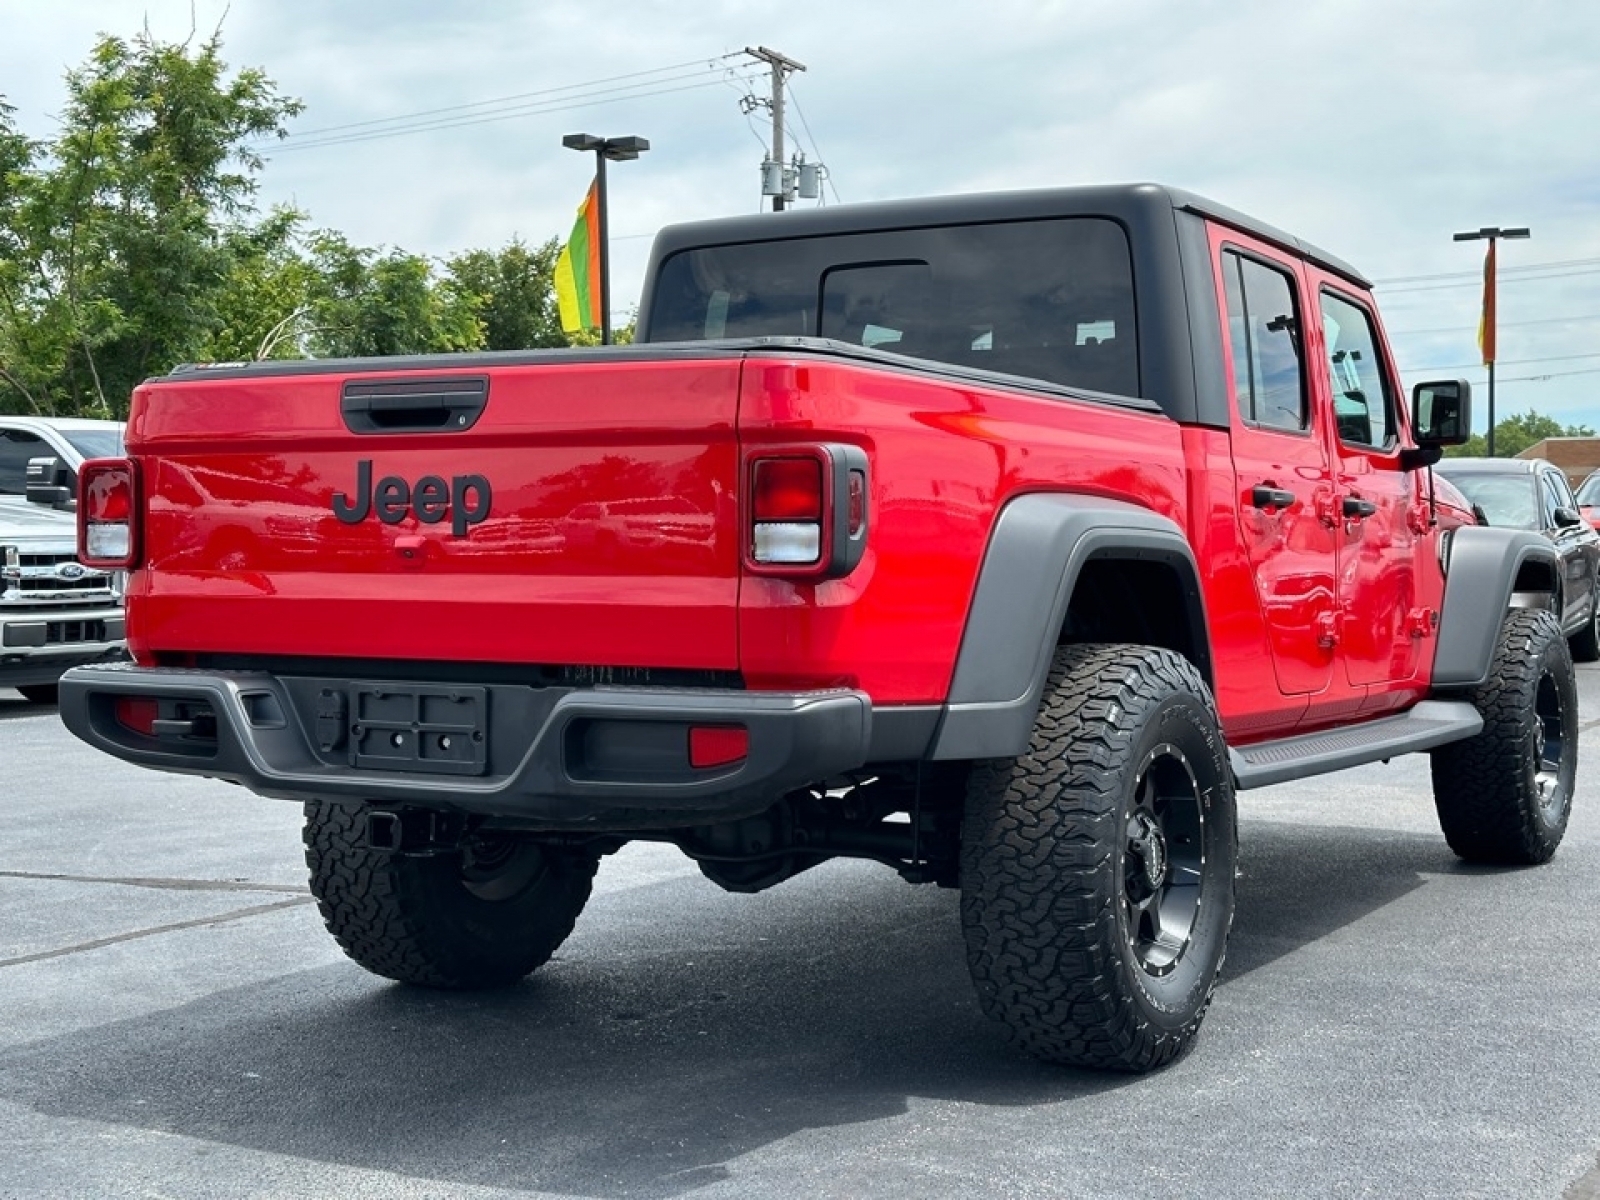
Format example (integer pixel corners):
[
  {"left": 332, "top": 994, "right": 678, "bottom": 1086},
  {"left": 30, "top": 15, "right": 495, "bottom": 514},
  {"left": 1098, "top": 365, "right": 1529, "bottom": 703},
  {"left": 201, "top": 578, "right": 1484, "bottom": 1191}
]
[{"left": 1229, "top": 700, "right": 1482, "bottom": 790}]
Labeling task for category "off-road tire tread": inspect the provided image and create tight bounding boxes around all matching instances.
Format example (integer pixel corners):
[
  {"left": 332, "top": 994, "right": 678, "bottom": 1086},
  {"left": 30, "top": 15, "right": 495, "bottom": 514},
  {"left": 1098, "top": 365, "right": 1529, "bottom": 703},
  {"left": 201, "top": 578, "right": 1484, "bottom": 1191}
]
[
  {"left": 303, "top": 800, "right": 598, "bottom": 988},
  {"left": 1431, "top": 608, "right": 1576, "bottom": 864},
  {"left": 961, "top": 643, "right": 1235, "bottom": 1072}
]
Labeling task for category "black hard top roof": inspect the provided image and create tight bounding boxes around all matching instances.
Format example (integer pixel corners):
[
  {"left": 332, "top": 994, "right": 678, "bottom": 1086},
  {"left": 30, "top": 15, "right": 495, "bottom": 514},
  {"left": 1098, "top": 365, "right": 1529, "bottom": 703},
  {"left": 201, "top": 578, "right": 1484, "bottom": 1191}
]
[{"left": 648, "top": 182, "right": 1371, "bottom": 290}]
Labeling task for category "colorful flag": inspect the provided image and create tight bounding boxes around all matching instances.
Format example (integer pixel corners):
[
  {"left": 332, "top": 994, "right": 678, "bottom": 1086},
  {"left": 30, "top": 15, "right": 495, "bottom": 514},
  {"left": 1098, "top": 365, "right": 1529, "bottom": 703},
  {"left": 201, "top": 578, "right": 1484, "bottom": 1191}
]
[
  {"left": 1477, "top": 238, "right": 1497, "bottom": 365},
  {"left": 555, "top": 179, "right": 602, "bottom": 334}
]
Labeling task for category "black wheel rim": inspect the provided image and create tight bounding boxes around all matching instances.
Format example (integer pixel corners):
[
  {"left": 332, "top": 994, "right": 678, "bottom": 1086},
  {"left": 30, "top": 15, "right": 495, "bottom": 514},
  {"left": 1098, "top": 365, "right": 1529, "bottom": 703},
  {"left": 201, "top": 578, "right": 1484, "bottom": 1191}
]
[
  {"left": 1534, "top": 669, "right": 1569, "bottom": 818},
  {"left": 1123, "top": 743, "right": 1205, "bottom": 977},
  {"left": 458, "top": 836, "right": 548, "bottom": 902}
]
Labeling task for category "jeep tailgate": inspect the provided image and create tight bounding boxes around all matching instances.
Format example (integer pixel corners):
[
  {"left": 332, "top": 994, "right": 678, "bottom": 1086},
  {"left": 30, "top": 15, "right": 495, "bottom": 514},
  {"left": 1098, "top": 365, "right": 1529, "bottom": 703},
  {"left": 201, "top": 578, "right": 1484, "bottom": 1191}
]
[{"left": 127, "top": 359, "right": 742, "bottom": 670}]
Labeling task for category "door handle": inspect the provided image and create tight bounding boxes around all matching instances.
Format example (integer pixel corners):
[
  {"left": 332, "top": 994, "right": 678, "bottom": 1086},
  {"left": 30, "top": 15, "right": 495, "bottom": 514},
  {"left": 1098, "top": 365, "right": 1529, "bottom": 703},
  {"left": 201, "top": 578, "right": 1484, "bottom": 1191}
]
[
  {"left": 1251, "top": 485, "right": 1297, "bottom": 511},
  {"left": 1342, "top": 495, "right": 1378, "bottom": 519}
]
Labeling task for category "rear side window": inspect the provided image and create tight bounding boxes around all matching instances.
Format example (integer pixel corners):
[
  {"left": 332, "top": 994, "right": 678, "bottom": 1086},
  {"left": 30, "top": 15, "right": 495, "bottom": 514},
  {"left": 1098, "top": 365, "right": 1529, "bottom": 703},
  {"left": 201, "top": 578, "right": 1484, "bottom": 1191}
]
[
  {"left": 1221, "top": 251, "right": 1306, "bottom": 432},
  {"left": 647, "top": 218, "right": 1140, "bottom": 397}
]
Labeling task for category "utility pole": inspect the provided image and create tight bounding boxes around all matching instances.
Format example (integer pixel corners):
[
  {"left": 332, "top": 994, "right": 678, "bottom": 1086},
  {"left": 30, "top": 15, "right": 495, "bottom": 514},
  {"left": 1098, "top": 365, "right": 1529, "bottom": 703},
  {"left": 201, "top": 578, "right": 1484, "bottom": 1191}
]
[{"left": 745, "top": 46, "right": 805, "bottom": 211}]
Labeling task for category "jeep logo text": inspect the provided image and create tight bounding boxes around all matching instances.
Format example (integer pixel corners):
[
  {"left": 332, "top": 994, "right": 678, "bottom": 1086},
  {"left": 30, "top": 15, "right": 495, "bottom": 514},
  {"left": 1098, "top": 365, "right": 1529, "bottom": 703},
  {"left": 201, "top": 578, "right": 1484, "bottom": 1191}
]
[{"left": 331, "top": 459, "right": 491, "bottom": 536}]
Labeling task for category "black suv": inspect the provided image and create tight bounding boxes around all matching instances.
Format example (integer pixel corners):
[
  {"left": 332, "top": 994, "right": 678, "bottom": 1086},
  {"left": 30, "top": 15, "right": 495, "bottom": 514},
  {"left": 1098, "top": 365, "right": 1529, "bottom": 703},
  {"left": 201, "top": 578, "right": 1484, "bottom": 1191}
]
[{"left": 1436, "top": 456, "right": 1600, "bottom": 661}]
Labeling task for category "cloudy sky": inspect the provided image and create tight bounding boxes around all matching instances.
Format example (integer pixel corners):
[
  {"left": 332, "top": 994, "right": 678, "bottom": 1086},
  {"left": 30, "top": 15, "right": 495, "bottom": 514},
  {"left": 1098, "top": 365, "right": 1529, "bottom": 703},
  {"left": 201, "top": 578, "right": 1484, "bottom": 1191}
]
[{"left": 5, "top": 0, "right": 1600, "bottom": 432}]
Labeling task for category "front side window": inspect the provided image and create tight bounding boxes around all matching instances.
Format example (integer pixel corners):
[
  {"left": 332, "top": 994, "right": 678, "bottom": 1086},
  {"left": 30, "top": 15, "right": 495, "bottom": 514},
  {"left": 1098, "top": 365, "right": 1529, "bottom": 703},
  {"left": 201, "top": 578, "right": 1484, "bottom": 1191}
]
[
  {"left": 0, "top": 429, "right": 45, "bottom": 495},
  {"left": 1539, "top": 471, "right": 1573, "bottom": 523},
  {"left": 648, "top": 218, "right": 1140, "bottom": 397},
  {"left": 1320, "top": 291, "right": 1397, "bottom": 449},
  {"left": 1221, "top": 251, "right": 1306, "bottom": 432}
]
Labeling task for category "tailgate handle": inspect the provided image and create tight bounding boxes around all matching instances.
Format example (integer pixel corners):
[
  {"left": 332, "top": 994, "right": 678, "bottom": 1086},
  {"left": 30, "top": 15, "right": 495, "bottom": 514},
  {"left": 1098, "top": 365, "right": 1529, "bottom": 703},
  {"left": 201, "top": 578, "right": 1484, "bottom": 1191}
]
[{"left": 341, "top": 377, "right": 489, "bottom": 433}]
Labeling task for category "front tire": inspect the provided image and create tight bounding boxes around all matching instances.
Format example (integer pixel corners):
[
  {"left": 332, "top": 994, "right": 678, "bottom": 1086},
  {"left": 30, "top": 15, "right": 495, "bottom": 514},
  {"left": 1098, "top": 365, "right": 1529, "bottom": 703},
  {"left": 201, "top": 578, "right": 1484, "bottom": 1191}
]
[
  {"left": 304, "top": 800, "right": 600, "bottom": 987},
  {"left": 1431, "top": 608, "right": 1577, "bottom": 864},
  {"left": 961, "top": 644, "right": 1237, "bottom": 1072}
]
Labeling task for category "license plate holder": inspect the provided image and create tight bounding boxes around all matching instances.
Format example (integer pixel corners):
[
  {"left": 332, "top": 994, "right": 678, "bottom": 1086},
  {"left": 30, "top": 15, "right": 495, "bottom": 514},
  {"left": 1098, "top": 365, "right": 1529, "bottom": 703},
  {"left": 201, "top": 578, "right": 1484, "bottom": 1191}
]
[{"left": 348, "top": 683, "right": 488, "bottom": 776}]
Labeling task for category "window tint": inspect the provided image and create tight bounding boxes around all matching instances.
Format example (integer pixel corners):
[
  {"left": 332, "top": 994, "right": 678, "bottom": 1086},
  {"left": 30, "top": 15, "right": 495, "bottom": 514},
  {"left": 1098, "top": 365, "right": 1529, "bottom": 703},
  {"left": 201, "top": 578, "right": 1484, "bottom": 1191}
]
[
  {"left": 1548, "top": 470, "right": 1577, "bottom": 509},
  {"left": 1320, "top": 291, "right": 1396, "bottom": 449},
  {"left": 648, "top": 218, "right": 1140, "bottom": 397},
  {"left": 0, "top": 429, "right": 44, "bottom": 494},
  {"left": 1540, "top": 471, "right": 1571, "bottom": 522},
  {"left": 1221, "top": 252, "right": 1306, "bottom": 431},
  {"left": 63, "top": 429, "right": 124, "bottom": 460},
  {"left": 1576, "top": 474, "right": 1600, "bottom": 505}
]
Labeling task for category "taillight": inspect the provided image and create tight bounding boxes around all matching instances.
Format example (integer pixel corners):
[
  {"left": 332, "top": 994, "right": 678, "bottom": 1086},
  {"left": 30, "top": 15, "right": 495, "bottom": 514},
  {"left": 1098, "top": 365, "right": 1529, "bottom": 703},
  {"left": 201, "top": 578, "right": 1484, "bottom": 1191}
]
[
  {"left": 752, "top": 458, "right": 824, "bottom": 565},
  {"left": 745, "top": 444, "right": 869, "bottom": 578},
  {"left": 79, "top": 458, "right": 140, "bottom": 569}
]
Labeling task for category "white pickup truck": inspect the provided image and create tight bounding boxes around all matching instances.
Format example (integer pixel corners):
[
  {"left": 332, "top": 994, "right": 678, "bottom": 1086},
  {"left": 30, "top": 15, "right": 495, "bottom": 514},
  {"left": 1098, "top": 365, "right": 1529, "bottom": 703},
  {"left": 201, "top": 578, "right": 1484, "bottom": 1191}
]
[{"left": 0, "top": 417, "right": 127, "bottom": 702}]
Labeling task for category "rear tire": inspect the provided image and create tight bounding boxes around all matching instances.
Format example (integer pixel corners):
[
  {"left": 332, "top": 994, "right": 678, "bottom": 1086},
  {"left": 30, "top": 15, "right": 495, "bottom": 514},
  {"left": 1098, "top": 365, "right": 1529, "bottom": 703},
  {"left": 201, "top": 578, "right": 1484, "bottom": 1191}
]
[
  {"left": 16, "top": 684, "right": 59, "bottom": 705},
  {"left": 304, "top": 800, "right": 599, "bottom": 987},
  {"left": 1431, "top": 608, "right": 1576, "bottom": 864},
  {"left": 961, "top": 644, "right": 1237, "bottom": 1072}
]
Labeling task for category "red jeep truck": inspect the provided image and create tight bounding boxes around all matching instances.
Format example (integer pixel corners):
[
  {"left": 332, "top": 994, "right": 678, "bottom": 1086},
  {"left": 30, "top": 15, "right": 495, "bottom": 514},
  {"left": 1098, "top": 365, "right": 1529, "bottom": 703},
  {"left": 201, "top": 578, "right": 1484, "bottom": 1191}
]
[{"left": 60, "top": 184, "right": 1577, "bottom": 1072}]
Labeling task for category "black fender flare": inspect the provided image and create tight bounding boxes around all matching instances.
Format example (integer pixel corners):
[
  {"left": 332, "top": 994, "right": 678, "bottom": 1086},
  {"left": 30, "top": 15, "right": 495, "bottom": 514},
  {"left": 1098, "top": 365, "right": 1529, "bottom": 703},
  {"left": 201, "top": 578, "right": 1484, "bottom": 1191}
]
[
  {"left": 1432, "top": 525, "right": 1561, "bottom": 688},
  {"left": 930, "top": 493, "right": 1212, "bottom": 760}
]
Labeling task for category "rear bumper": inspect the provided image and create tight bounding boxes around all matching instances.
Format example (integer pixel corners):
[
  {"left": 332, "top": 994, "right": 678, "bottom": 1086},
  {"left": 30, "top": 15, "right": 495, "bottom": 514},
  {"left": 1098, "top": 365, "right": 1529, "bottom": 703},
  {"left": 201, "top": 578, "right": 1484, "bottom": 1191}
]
[{"left": 58, "top": 663, "right": 872, "bottom": 830}]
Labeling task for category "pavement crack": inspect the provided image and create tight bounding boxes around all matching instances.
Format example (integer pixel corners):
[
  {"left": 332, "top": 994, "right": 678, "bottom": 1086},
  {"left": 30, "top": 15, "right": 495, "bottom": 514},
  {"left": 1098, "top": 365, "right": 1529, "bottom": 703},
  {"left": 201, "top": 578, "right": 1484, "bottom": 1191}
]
[
  {"left": 0, "top": 870, "right": 306, "bottom": 895},
  {"left": 0, "top": 897, "right": 315, "bottom": 969}
]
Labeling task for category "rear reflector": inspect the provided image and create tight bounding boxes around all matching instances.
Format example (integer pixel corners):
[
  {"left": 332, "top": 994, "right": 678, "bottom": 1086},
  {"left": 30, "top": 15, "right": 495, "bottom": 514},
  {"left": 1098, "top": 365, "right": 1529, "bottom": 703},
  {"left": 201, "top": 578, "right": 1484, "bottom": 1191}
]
[
  {"left": 688, "top": 724, "right": 749, "bottom": 769},
  {"left": 114, "top": 696, "right": 160, "bottom": 736},
  {"left": 847, "top": 470, "right": 866, "bottom": 537}
]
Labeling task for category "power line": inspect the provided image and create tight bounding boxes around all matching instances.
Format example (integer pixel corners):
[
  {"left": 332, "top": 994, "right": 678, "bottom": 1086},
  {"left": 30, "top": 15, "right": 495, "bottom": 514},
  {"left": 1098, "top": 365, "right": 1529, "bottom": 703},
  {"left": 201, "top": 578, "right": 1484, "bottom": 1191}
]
[
  {"left": 1380, "top": 267, "right": 1600, "bottom": 295},
  {"left": 265, "top": 75, "right": 760, "bottom": 153},
  {"left": 1373, "top": 255, "right": 1600, "bottom": 286},
  {"left": 1403, "top": 351, "right": 1600, "bottom": 374},
  {"left": 253, "top": 61, "right": 763, "bottom": 154},
  {"left": 280, "top": 56, "right": 742, "bottom": 140},
  {"left": 785, "top": 81, "right": 840, "bottom": 204},
  {"left": 1494, "top": 367, "right": 1600, "bottom": 383},
  {"left": 1388, "top": 312, "right": 1600, "bottom": 336}
]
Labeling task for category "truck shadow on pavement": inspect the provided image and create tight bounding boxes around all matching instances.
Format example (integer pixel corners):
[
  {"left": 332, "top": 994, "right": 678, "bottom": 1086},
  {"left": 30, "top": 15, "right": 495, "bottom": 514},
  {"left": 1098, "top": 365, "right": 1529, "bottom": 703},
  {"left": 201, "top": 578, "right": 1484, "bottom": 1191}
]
[
  {"left": 0, "top": 695, "right": 56, "bottom": 722},
  {"left": 0, "top": 820, "right": 1464, "bottom": 1198}
]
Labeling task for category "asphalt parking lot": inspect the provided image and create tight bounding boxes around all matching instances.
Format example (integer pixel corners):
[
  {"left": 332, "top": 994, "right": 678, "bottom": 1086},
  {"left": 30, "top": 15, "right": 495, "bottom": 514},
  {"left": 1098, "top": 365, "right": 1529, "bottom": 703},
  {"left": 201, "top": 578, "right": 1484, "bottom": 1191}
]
[{"left": 3, "top": 671, "right": 1600, "bottom": 1200}]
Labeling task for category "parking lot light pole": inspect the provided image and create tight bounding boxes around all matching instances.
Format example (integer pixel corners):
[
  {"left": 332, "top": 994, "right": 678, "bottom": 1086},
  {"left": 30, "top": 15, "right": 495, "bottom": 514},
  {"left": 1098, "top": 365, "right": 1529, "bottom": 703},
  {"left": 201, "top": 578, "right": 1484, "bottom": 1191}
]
[
  {"left": 1453, "top": 225, "right": 1530, "bottom": 457},
  {"left": 562, "top": 133, "right": 649, "bottom": 345}
]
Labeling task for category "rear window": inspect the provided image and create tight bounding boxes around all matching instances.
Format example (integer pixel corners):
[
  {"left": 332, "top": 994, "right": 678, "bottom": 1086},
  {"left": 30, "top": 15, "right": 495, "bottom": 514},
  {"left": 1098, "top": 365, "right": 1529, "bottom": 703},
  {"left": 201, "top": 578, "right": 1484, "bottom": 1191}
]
[{"left": 647, "top": 218, "right": 1139, "bottom": 397}]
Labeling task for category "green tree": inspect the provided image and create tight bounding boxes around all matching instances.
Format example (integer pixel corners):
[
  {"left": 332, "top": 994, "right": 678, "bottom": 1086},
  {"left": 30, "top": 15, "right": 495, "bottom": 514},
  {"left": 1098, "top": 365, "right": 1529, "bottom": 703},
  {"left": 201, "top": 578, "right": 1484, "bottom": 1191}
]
[
  {"left": 446, "top": 238, "right": 566, "bottom": 351},
  {"left": 301, "top": 231, "right": 483, "bottom": 358},
  {"left": 0, "top": 30, "right": 301, "bottom": 416},
  {"left": 1445, "top": 409, "right": 1597, "bottom": 458}
]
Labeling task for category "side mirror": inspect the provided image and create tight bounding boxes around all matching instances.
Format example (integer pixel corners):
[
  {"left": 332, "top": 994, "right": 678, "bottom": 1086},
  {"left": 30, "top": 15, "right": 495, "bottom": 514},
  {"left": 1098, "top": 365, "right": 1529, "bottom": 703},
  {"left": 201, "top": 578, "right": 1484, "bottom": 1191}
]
[
  {"left": 1554, "top": 506, "right": 1583, "bottom": 529},
  {"left": 1412, "top": 379, "right": 1472, "bottom": 446},
  {"left": 24, "top": 456, "right": 74, "bottom": 510},
  {"left": 1401, "top": 380, "right": 1472, "bottom": 471}
]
